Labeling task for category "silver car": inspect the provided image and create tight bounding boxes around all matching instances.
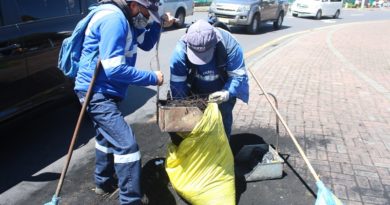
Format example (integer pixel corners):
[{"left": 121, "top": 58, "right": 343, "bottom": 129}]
[
  {"left": 158, "top": 0, "right": 194, "bottom": 27},
  {"left": 208, "top": 0, "right": 289, "bottom": 34}
]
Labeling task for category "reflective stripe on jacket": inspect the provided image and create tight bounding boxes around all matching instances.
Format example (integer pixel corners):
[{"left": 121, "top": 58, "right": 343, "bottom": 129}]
[{"left": 75, "top": 4, "right": 161, "bottom": 99}]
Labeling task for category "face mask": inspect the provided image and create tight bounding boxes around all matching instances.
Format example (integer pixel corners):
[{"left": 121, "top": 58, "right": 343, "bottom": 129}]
[{"left": 132, "top": 9, "right": 149, "bottom": 29}]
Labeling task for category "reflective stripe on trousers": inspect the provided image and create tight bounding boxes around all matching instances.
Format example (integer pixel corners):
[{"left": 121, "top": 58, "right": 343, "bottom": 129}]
[{"left": 76, "top": 91, "right": 142, "bottom": 205}]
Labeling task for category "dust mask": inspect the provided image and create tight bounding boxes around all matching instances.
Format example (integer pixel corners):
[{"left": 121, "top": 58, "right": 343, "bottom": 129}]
[{"left": 132, "top": 9, "right": 149, "bottom": 29}]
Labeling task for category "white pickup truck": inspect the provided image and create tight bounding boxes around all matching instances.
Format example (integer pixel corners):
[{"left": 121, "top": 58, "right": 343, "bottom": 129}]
[
  {"left": 208, "top": 0, "right": 289, "bottom": 34},
  {"left": 158, "top": 0, "right": 194, "bottom": 27}
]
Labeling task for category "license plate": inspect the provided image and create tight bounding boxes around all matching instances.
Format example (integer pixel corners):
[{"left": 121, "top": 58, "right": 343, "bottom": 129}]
[{"left": 218, "top": 18, "right": 229, "bottom": 23}]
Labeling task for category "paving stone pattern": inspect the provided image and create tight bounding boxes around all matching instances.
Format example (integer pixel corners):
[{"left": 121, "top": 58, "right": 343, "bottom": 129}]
[{"left": 233, "top": 21, "right": 390, "bottom": 205}]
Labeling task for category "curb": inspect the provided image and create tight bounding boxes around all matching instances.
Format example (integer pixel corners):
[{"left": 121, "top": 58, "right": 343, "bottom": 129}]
[
  {"left": 194, "top": 6, "right": 210, "bottom": 12},
  {"left": 244, "top": 19, "right": 389, "bottom": 69},
  {"left": 193, "top": 6, "right": 390, "bottom": 12}
]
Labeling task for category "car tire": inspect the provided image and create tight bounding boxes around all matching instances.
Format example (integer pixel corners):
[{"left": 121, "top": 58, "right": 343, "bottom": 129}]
[
  {"left": 247, "top": 13, "right": 260, "bottom": 34},
  {"left": 174, "top": 9, "right": 185, "bottom": 28},
  {"left": 315, "top": 10, "right": 322, "bottom": 20},
  {"left": 273, "top": 11, "right": 284, "bottom": 30},
  {"left": 292, "top": 13, "right": 298, "bottom": 17},
  {"left": 333, "top": 9, "right": 340, "bottom": 19}
]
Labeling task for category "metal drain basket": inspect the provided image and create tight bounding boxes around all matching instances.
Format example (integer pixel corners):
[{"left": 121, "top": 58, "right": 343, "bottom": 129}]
[
  {"left": 235, "top": 144, "right": 284, "bottom": 181},
  {"left": 157, "top": 100, "right": 204, "bottom": 132},
  {"left": 235, "top": 93, "right": 284, "bottom": 182}
]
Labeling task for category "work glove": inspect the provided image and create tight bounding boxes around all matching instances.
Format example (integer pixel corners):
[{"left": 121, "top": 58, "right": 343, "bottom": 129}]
[
  {"left": 161, "top": 13, "right": 177, "bottom": 28},
  {"left": 208, "top": 90, "right": 229, "bottom": 104}
]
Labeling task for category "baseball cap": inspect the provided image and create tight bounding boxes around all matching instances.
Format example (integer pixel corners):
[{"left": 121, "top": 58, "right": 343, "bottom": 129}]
[
  {"left": 127, "top": 0, "right": 160, "bottom": 23},
  {"left": 185, "top": 20, "right": 218, "bottom": 65}
]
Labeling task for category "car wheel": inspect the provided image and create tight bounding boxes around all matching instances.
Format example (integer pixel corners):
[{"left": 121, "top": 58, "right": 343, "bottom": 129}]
[
  {"left": 247, "top": 13, "right": 260, "bottom": 34},
  {"left": 333, "top": 10, "right": 340, "bottom": 19},
  {"left": 273, "top": 11, "right": 284, "bottom": 30},
  {"left": 292, "top": 13, "right": 298, "bottom": 17},
  {"left": 315, "top": 10, "right": 322, "bottom": 20},
  {"left": 174, "top": 9, "right": 185, "bottom": 28}
]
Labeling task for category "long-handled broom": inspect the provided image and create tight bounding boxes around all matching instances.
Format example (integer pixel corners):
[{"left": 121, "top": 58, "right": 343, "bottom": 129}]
[
  {"left": 248, "top": 68, "right": 343, "bottom": 205},
  {"left": 44, "top": 61, "right": 101, "bottom": 205}
]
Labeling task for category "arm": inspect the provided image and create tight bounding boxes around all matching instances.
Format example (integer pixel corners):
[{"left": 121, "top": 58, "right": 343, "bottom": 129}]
[
  {"left": 169, "top": 40, "right": 189, "bottom": 99},
  {"left": 135, "top": 21, "right": 162, "bottom": 51},
  {"left": 98, "top": 14, "right": 158, "bottom": 86},
  {"left": 221, "top": 30, "right": 249, "bottom": 103}
]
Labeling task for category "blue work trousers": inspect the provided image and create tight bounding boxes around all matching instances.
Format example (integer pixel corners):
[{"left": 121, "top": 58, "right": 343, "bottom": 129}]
[
  {"left": 76, "top": 91, "right": 142, "bottom": 205},
  {"left": 218, "top": 97, "right": 236, "bottom": 140}
]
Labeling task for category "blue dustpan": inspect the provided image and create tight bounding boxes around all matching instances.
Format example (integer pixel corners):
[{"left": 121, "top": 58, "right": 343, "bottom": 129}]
[{"left": 315, "top": 181, "right": 343, "bottom": 205}]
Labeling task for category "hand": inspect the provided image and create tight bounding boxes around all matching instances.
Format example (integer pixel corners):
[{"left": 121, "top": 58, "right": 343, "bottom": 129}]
[
  {"left": 154, "top": 71, "right": 164, "bottom": 86},
  {"left": 161, "top": 12, "right": 177, "bottom": 28},
  {"left": 208, "top": 90, "right": 229, "bottom": 104}
]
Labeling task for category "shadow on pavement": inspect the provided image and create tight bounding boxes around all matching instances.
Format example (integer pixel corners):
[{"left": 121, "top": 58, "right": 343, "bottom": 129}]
[
  {"left": 141, "top": 133, "right": 287, "bottom": 205},
  {"left": 0, "top": 86, "right": 157, "bottom": 195},
  {"left": 119, "top": 86, "right": 157, "bottom": 116},
  {"left": 140, "top": 156, "right": 248, "bottom": 205},
  {"left": 140, "top": 132, "right": 315, "bottom": 205},
  {"left": 230, "top": 24, "right": 291, "bottom": 35},
  {"left": 12, "top": 122, "right": 316, "bottom": 204},
  {"left": 231, "top": 133, "right": 284, "bottom": 204},
  {"left": 141, "top": 158, "right": 188, "bottom": 205},
  {"left": 232, "top": 127, "right": 317, "bottom": 204},
  {"left": 280, "top": 154, "right": 317, "bottom": 198},
  {"left": 297, "top": 16, "right": 343, "bottom": 20},
  {"left": 0, "top": 96, "right": 95, "bottom": 194},
  {"left": 24, "top": 172, "right": 61, "bottom": 182}
]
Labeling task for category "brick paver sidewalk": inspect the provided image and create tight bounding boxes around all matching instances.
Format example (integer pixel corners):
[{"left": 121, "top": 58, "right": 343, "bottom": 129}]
[{"left": 234, "top": 20, "right": 390, "bottom": 205}]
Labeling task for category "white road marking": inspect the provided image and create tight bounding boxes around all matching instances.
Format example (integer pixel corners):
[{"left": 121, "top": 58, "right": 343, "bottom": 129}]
[
  {"left": 321, "top": 19, "right": 337, "bottom": 23},
  {"left": 350, "top": 13, "right": 364, "bottom": 16},
  {"left": 327, "top": 26, "right": 390, "bottom": 101}
]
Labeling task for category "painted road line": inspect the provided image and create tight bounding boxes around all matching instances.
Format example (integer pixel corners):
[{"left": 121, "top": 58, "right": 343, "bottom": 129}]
[
  {"left": 321, "top": 19, "right": 337, "bottom": 23},
  {"left": 244, "top": 30, "right": 310, "bottom": 59},
  {"left": 243, "top": 20, "right": 390, "bottom": 63}
]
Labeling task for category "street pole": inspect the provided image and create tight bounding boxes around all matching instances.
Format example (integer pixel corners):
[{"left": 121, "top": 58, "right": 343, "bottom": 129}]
[{"left": 361, "top": 0, "right": 366, "bottom": 8}]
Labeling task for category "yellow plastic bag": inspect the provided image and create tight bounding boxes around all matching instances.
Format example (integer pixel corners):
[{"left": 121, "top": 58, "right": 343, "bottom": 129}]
[{"left": 165, "top": 103, "right": 236, "bottom": 205}]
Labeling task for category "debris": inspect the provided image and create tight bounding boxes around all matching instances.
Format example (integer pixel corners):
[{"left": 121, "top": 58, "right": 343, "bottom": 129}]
[{"left": 165, "top": 95, "right": 208, "bottom": 111}]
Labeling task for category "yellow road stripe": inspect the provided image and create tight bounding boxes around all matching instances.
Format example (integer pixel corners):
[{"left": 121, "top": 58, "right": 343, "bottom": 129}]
[{"left": 244, "top": 30, "right": 309, "bottom": 59}]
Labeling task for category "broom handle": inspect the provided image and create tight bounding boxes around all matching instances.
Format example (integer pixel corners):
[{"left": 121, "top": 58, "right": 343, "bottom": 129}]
[
  {"left": 54, "top": 60, "right": 101, "bottom": 197},
  {"left": 248, "top": 68, "right": 320, "bottom": 182}
]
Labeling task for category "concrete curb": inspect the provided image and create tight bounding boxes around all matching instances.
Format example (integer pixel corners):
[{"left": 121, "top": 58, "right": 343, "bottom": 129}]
[
  {"left": 194, "top": 6, "right": 390, "bottom": 12},
  {"left": 194, "top": 6, "right": 210, "bottom": 12},
  {"left": 244, "top": 19, "right": 390, "bottom": 69}
]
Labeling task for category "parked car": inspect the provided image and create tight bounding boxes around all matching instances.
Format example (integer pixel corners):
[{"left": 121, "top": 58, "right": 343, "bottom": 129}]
[
  {"left": 158, "top": 0, "right": 194, "bottom": 28},
  {"left": 0, "top": 0, "right": 97, "bottom": 124},
  {"left": 291, "top": 0, "right": 342, "bottom": 19},
  {"left": 208, "top": 0, "right": 289, "bottom": 34}
]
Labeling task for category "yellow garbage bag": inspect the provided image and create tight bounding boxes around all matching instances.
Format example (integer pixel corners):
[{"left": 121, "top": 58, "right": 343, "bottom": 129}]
[{"left": 165, "top": 103, "right": 236, "bottom": 205}]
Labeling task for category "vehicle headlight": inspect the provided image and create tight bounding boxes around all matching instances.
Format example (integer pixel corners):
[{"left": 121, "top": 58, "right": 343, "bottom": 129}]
[{"left": 237, "top": 5, "right": 250, "bottom": 12}]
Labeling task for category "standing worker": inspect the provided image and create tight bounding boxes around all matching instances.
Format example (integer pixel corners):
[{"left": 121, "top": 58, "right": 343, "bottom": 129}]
[
  {"left": 169, "top": 19, "right": 249, "bottom": 140},
  {"left": 74, "top": 0, "right": 173, "bottom": 204}
]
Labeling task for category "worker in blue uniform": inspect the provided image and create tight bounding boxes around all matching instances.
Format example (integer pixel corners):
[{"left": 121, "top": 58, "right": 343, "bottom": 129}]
[
  {"left": 169, "top": 19, "right": 249, "bottom": 140},
  {"left": 74, "top": 0, "right": 173, "bottom": 204}
]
